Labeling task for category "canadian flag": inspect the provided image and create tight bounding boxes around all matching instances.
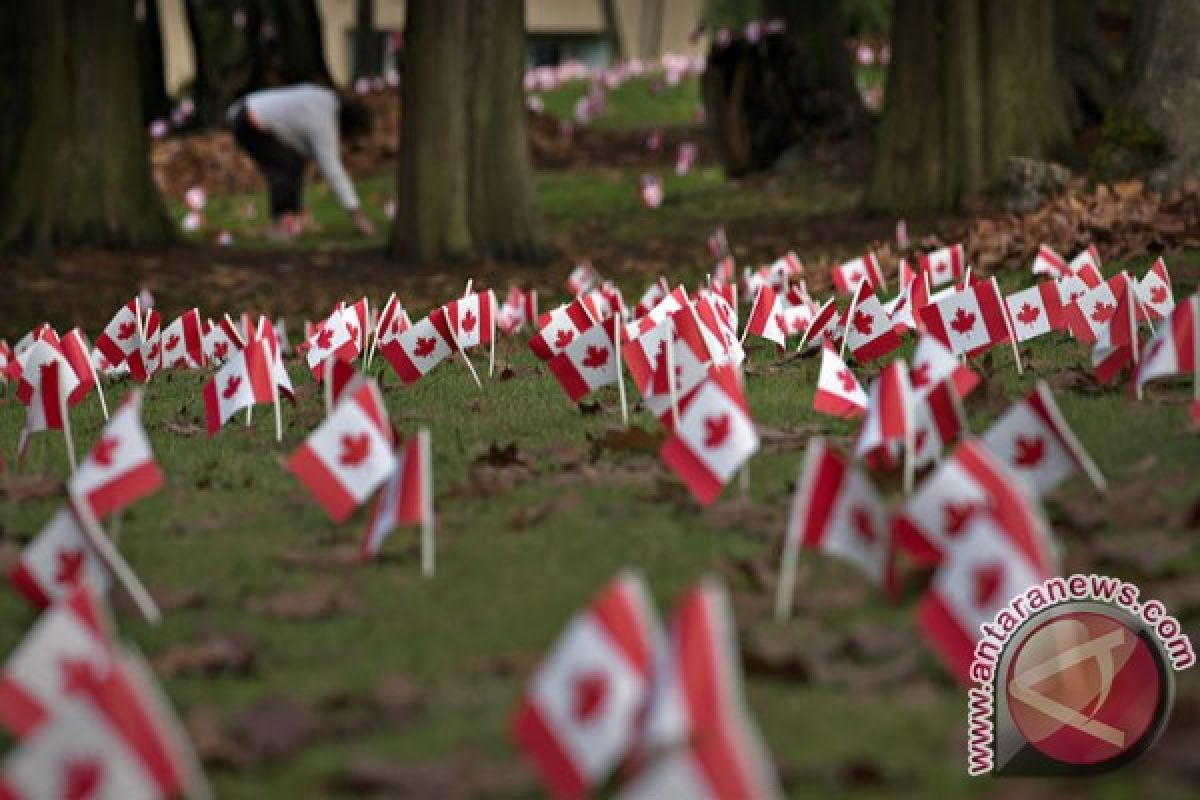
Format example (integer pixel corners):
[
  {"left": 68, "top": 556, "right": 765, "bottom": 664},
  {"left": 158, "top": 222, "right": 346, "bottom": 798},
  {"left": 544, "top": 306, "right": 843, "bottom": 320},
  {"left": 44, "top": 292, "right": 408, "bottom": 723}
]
[
  {"left": 1030, "top": 244, "right": 1070, "bottom": 279},
  {"left": 917, "top": 502, "right": 1058, "bottom": 684},
  {"left": 660, "top": 367, "right": 759, "bottom": 505},
  {"left": 68, "top": 391, "right": 162, "bottom": 519},
  {"left": 499, "top": 285, "right": 539, "bottom": 335},
  {"left": 60, "top": 329, "right": 100, "bottom": 408},
  {"left": 0, "top": 586, "right": 112, "bottom": 737},
  {"left": 1090, "top": 277, "right": 1141, "bottom": 383},
  {"left": 913, "top": 381, "right": 967, "bottom": 469},
  {"left": 621, "top": 580, "right": 781, "bottom": 800},
  {"left": 202, "top": 339, "right": 275, "bottom": 435},
  {"left": 446, "top": 290, "right": 496, "bottom": 350},
  {"left": 981, "top": 381, "right": 1105, "bottom": 496},
  {"left": 529, "top": 301, "right": 594, "bottom": 362},
  {"left": 781, "top": 438, "right": 893, "bottom": 592},
  {"left": 813, "top": 345, "right": 867, "bottom": 419},
  {"left": 202, "top": 315, "right": 244, "bottom": 364},
  {"left": 885, "top": 272, "right": 930, "bottom": 333},
  {"left": 832, "top": 252, "right": 885, "bottom": 295},
  {"left": 909, "top": 334, "right": 979, "bottom": 401},
  {"left": 1137, "top": 257, "right": 1174, "bottom": 322},
  {"left": 1054, "top": 262, "right": 1105, "bottom": 330},
  {"left": 361, "top": 429, "right": 432, "bottom": 560},
  {"left": 567, "top": 262, "right": 600, "bottom": 295},
  {"left": 1069, "top": 244, "right": 1102, "bottom": 275},
  {"left": 126, "top": 309, "right": 162, "bottom": 383},
  {"left": 0, "top": 646, "right": 206, "bottom": 800},
  {"left": 843, "top": 285, "right": 902, "bottom": 362},
  {"left": 93, "top": 299, "right": 142, "bottom": 368},
  {"left": 547, "top": 321, "right": 619, "bottom": 403},
  {"left": 1136, "top": 295, "right": 1198, "bottom": 390},
  {"left": 1065, "top": 271, "right": 1136, "bottom": 344},
  {"left": 639, "top": 174, "right": 664, "bottom": 208},
  {"left": 632, "top": 279, "right": 669, "bottom": 320},
  {"left": 380, "top": 308, "right": 455, "bottom": 385},
  {"left": 288, "top": 380, "right": 397, "bottom": 522},
  {"left": 18, "top": 340, "right": 79, "bottom": 431},
  {"left": 0, "top": 339, "right": 14, "bottom": 383},
  {"left": 918, "top": 244, "right": 965, "bottom": 288},
  {"left": 799, "top": 298, "right": 839, "bottom": 351},
  {"left": 630, "top": 285, "right": 688, "bottom": 337},
  {"left": 345, "top": 297, "right": 370, "bottom": 353},
  {"left": 691, "top": 293, "right": 743, "bottom": 367},
  {"left": 918, "top": 278, "right": 1010, "bottom": 358},
  {"left": 743, "top": 286, "right": 787, "bottom": 348},
  {"left": 513, "top": 570, "right": 659, "bottom": 799},
  {"left": 9, "top": 506, "right": 109, "bottom": 610},
  {"left": 1004, "top": 282, "right": 1058, "bottom": 343},
  {"left": 304, "top": 307, "right": 359, "bottom": 378},
  {"left": 855, "top": 361, "right": 915, "bottom": 466},
  {"left": 160, "top": 309, "right": 204, "bottom": 369},
  {"left": 623, "top": 315, "right": 708, "bottom": 422},
  {"left": 374, "top": 293, "right": 403, "bottom": 345}
]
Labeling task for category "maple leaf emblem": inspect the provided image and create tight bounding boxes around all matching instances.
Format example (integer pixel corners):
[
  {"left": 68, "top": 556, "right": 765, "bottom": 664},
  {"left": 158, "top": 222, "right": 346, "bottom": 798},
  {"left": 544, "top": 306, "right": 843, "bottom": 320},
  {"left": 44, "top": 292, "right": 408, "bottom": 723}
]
[
  {"left": 461, "top": 309, "right": 477, "bottom": 333},
  {"left": 703, "top": 413, "right": 731, "bottom": 448},
  {"left": 845, "top": 270, "right": 862, "bottom": 285},
  {"left": 950, "top": 307, "right": 976, "bottom": 335},
  {"left": 346, "top": 322, "right": 359, "bottom": 343},
  {"left": 315, "top": 327, "right": 334, "bottom": 350},
  {"left": 91, "top": 436, "right": 118, "bottom": 467},
  {"left": 1013, "top": 435, "right": 1045, "bottom": 467},
  {"left": 64, "top": 758, "right": 103, "bottom": 800},
  {"left": 581, "top": 345, "right": 609, "bottom": 369},
  {"left": 836, "top": 368, "right": 857, "bottom": 393},
  {"left": 223, "top": 374, "right": 242, "bottom": 399},
  {"left": 852, "top": 309, "right": 873, "bottom": 336},
  {"left": 850, "top": 507, "right": 875, "bottom": 544},
  {"left": 172, "top": 357, "right": 188, "bottom": 369},
  {"left": 972, "top": 563, "right": 1005, "bottom": 608},
  {"left": 117, "top": 321, "right": 137, "bottom": 340},
  {"left": 571, "top": 671, "right": 607, "bottom": 723},
  {"left": 942, "top": 501, "right": 979, "bottom": 537},
  {"left": 1016, "top": 303, "right": 1041, "bottom": 326},
  {"left": 1149, "top": 285, "right": 1168, "bottom": 304},
  {"left": 213, "top": 341, "right": 229, "bottom": 360},
  {"left": 147, "top": 342, "right": 160, "bottom": 360},
  {"left": 1091, "top": 301, "right": 1115, "bottom": 324},
  {"left": 413, "top": 336, "right": 438, "bottom": 358},
  {"left": 60, "top": 658, "right": 102, "bottom": 696},
  {"left": 165, "top": 334, "right": 180, "bottom": 351},
  {"left": 391, "top": 319, "right": 403, "bottom": 335},
  {"left": 338, "top": 432, "right": 371, "bottom": 467},
  {"left": 55, "top": 549, "right": 84, "bottom": 586},
  {"left": 554, "top": 328, "right": 574, "bottom": 349},
  {"left": 910, "top": 362, "right": 931, "bottom": 389}
]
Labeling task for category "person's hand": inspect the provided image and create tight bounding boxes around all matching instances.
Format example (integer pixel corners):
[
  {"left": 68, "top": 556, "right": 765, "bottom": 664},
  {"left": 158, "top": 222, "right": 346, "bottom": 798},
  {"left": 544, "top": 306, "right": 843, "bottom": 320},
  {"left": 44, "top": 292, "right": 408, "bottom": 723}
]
[{"left": 350, "top": 208, "right": 376, "bottom": 236}]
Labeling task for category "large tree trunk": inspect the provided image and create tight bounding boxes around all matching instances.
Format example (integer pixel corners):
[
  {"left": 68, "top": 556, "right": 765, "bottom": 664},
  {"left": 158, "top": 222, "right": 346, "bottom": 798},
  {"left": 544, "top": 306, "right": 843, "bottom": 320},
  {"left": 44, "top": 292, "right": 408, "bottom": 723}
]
[
  {"left": 137, "top": 0, "right": 172, "bottom": 124},
  {"left": 868, "top": 0, "right": 1070, "bottom": 212},
  {"left": 703, "top": 0, "right": 864, "bottom": 177},
  {"left": 1124, "top": 0, "right": 1200, "bottom": 187},
  {"left": 0, "top": 0, "right": 173, "bottom": 254},
  {"left": 391, "top": 0, "right": 548, "bottom": 265}
]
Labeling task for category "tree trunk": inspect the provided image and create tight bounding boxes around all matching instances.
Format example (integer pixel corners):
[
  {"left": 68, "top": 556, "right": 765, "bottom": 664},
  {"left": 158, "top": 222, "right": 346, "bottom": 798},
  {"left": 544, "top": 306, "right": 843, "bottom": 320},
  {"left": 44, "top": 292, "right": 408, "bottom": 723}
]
[
  {"left": 1055, "top": 0, "right": 1122, "bottom": 132},
  {"left": 1124, "top": 0, "right": 1200, "bottom": 187},
  {"left": 868, "top": 0, "right": 1070, "bottom": 212},
  {"left": 352, "top": 0, "right": 381, "bottom": 80},
  {"left": 391, "top": 0, "right": 472, "bottom": 263},
  {"left": 137, "top": 0, "right": 172, "bottom": 124},
  {"left": 0, "top": 0, "right": 173, "bottom": 254}
]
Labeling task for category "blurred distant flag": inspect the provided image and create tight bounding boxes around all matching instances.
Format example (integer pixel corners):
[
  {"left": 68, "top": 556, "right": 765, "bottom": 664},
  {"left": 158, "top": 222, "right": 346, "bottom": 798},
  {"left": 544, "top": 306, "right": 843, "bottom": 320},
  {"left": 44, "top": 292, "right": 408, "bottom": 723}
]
[
  {"left": 909, "top": 334, "right": 979, "bottom": 400},
  {"left": 566, "top": 262, "right": 599, "bottom": 296},
  {"left": 855, "top": 362, "right": 916, "bottom": 481},
  {"left": 832, "top": 252, "right": 884, "bottom": 295},
  {"left": 380, "top": 307, "right": 455, "bottom": 386},
  {"left": 841, "top": 282, "right": 902, "bottom": 363},
  {"left": 546, "top": 318, "right": 619, "bottom": 404},
  {"left": 1030, "top": 244, "right": 1069, "bottom": 279},
  {"left": 126, "top": 308, "right": 161, "bottom": 383},
  {"left": 94, "top": 298, "right": 142, "bottom": 369},
  {"left": 918, "top": 244, "right": 965, "bottom": 288},
  {"left": 742, "top": 285, "right": 787, "bottom": 348},
  {"left": 674, "top": 141, "right": 697, "bottom": 175},
  {"left": 638, "top": 174, "right": 664, "bottom": 209},
  {"left": 202, "top": 314, "right": 244, "bottom": 364},
  {"left": 305, "top": 306, "right": 358, "bottom": 380},
  {"left": 813, "top": 345, "right": 867, "bottom": 420},
  {"left": 498, "top": 286, "right": 539, "bottom": 335},
  {"left": 160, "top": 309, "right": 204, "bottom": 369},
  {"left": 1137, "top": 257, "right": 1174, "bottom": 322},
  {"left": 1136, "top": 294, "right": 1197, "bottom": 391},
  {"left": 9, "top": 505, "right": 109, "bottom": 610},
  {"left": 361, "top": 428, "right": 435, "bottom": 576},
  {"left": 1070, "top": 244, "right": 1102, "bottom": 276},
  {"left": 202, "top": 340, "right": 274, "bottom": 436},
  {"left": 69, "top": 390, "right": 162, "bottom": 520}
]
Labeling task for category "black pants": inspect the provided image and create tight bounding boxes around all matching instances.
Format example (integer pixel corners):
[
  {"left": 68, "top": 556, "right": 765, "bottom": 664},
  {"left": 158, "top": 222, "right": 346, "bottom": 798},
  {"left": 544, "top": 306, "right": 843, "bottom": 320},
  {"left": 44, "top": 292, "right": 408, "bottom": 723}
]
[{"left": 229, "top": 107, "right": 306, "bottom": 218}]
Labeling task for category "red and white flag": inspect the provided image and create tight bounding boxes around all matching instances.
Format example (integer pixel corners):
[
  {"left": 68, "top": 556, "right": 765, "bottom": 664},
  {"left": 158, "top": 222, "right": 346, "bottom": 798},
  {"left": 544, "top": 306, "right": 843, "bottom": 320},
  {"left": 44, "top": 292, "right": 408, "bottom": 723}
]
[
  {"left": 1069, "top": 244, "right": 1102, "bottom": 276},
  {"left": 529, "top": 301, "right": 595, "bottom": 362},
  {"left": 202, "top": 315, "right": 244, "bottom": 364},
  {"left": 885, "top": 272, "right": 930, "bottom": 333},
  {"left": 909, "top": 381, "right": 967, "bottom": 469},
  {"left": 93, "top": 299, "right": 142, "bottom": 368},
  {"left": 639, "top": 174, "right": 664, "bottom": 208},
  {"left": 832, "top": 252, "right": 885, "bottom": 295},
  {"left": 1003, "top": 282, "right": 1058, "bottom": 343},
  {"left": 202, "top": 340, "right": 275, "bottom": 435},
  {"left": 1065, "top": 271, "right": 1135, "bottom": 344},
  {"left": 908, "top": 334, "right": 979, "bottom": 400},
  {"left": 1136, "top": 295, "right": 1198, "bottom": 390},
  {"left": 60, "top": 329, "right": 100, "bottom": 409},
  {"left": 1030, "top": 244, "right": 1069, "bottom": 279},
  {"left": 18, "top": 340, "right": 79, "bottom": 431},
  {"left": 918, "top": 244, "right": 965, "bottom": 288},
  {"left": 69, "top": 391, "right": 162, "bottom": 519},
  {"left": 446, "top": 290, "right": 496, "bottom": 350},
  {"left": 855, "top": 361, "right": 915, "bottom": 467},
  {"left": 160, "top": 309, "right": 204, "bottom": 369},
  {"left": 919, "top": 278, "right": 1010, "bottom": 358},
  {"left": 499, "top": 286, "right": 539, "bottom": 335},
  {"left": 380, "top": 308, "right": 455, "bottom": 385},
  {"left": 623, "top": 315, "right": 709, "bottom": 422},
  {"left": 288, "top": 380, "right": 396, "bottom": 522},
  {"left": 547, "top": 321, "right": 619, "bottom": 403},
  {"left": 304, "top": 307, "right": 358, "bottom": 378},
  {"left": 623, "top": 580, "right": 780, "bottom": 800},
  {"left": 660, "top": 367, "right": 758, "bottom": 505},
  {"left": 512, "top": 570, "right": 659, "bottom": 800},
  {"left": 813, "top": 345, "right": 867, "bottom": 419},
  {"left": 567, "top": 262, "right": 600, "bottom": 295},
  {"left": 361, "top": 429, "right": 433, "bottom": 561},
  {"left": 981, "top": 381, "right": 1106, "bottom": 495},
  {"left": 1137, "top": 257, "right": 1174, "bottom": 322},
  {"left": 126, "top": 309, "right": 162, "bottom": 383},
  {"left": 842, "top": 285, "right": 902, "bottom": 362},
  {"left": 9, "top": 506, "right": 109, "bottom": 610},
  {"left": 1089, "top": 276, "right": 1141, "bottom": 383},
  {"left": 742, "top": 286, "right": 787, "bottom": 348}
]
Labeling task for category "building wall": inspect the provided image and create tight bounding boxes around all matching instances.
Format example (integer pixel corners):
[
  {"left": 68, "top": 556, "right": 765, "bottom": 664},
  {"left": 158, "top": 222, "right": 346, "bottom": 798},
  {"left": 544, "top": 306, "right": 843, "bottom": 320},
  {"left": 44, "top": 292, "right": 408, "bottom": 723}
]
[{"left": 159, "top": 0, "right": 706, "bottom": 94}]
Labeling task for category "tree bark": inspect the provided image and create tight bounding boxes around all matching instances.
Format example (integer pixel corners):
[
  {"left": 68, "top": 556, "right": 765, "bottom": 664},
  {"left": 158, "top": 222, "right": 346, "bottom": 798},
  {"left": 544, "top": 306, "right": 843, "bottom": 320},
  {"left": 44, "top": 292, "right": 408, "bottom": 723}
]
[
  {"left": 0, "top": 0, "right": 173, "bottom": 254},
  {"left": 1124, "top": 0, "right": 1200, "bottom": 187},
  {"left": 137, "top": 0, "right": 172, "bottom": 124},
  {"left": 868, "top": 0, "right": 1070, "bottom": 213}
]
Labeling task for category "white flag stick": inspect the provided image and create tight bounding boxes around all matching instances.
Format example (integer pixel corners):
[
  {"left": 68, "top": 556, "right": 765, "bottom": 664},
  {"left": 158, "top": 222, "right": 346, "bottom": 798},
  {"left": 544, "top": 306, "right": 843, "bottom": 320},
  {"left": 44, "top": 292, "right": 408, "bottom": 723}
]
[
  {"left": 840, "top": 288, "right": 862, "bottom": 362},
  {"left": 450, "top": 329, "right": 482, "bottom": 389},
  {"left": 271, "top": 361, "right": 283, "bottom": 443},
  {"left": 324, "top": 356, "right": 335, "bottom": 417},
  {"left": 993, "top": 277, "right": 1024, "bottom": 375},
  {"left": 58, "top": 364, "right": 77, "bottom": 474},
  {"left": 488, "top": 290, "right": 497, "bottom": 378},
  {"left": 775, "top": 505, "right": 803, "bottom": 621},
  {"left": 612, "top": 311, "right": 628, "bottom": 425},
  {"left": 419, "top": 429, "right": 435, "bottom": 578},
  {"left": 740, "top": 288, "right": 763, "bottom": 346},
  {"left": 463, "top": 278, "right": 473, "bottom": 298},
  {"left": 665, "top": 332, "right": 681, "bottom": 430},
  {"left": 70, "top": 495, "right": 161, "bottom": 624}
]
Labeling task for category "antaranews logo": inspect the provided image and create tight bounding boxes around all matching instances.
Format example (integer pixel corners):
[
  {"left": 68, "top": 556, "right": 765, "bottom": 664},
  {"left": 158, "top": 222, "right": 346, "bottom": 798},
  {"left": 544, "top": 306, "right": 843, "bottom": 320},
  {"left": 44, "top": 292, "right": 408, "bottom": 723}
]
[{"left": 966, "top": 573, "right": 1194, "bottom": 777}]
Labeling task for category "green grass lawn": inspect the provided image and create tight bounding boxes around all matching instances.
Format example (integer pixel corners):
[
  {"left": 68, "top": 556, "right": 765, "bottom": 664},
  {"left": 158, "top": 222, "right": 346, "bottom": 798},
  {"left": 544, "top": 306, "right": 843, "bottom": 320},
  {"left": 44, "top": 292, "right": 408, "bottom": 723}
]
[{"left": 534, "top": 74, "right": 702, "bottom": 131}]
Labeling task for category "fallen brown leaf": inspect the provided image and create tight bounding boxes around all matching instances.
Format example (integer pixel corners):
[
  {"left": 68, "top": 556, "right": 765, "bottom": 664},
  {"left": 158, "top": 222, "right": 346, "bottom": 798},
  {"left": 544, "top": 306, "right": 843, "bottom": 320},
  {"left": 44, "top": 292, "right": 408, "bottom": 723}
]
[
  {"left": 247, "top": 579, "right": 361, "bottom": 620},
  {"left": 152, "top": 633, "right": 257, "bottom": 678}
]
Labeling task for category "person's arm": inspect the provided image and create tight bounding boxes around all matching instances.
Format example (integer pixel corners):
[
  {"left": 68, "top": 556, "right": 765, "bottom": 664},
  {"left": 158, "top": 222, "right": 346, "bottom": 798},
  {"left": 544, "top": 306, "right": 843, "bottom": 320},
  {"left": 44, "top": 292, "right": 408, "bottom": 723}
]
[{"left": 309, "top": 114, "right": 374, "bottom": 235}]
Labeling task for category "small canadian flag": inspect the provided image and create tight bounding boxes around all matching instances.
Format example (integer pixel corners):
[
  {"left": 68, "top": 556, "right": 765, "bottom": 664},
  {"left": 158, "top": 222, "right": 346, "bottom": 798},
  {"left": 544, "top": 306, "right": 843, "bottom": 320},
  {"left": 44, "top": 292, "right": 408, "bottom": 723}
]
[
  {"left": 126, "top": 309, "right": 162, "bottom": 383},
  {"left": 379, "top": 308, "right": 455, "bottom": 385},
  {"left": 566, "top": 262, "right": 600, "bottom": 295},
  {"left": 776, "top": 438, "right": 893, "bottom": 620},
  {"left": 1070, "top": 244, "right": 1102, "bottom": 275},
  {"left": 17, "top": 340, "right": 79, "bottom": 432},
  {"left": 499, "top": 285, "right": 539, "bottom": 334},
  {"left": 9, "top": 506, "right": 109, "bottom": 610},
  {"left": 909, "top": 334, "right": 979, "bottom": 400},
  {"left": 832, "top": 252, "right": 885, "bottom": 295},
  {"left": 1030, "top": 244, "right": 1069, "bottom": 279},
  {"left": 446, "top": 290, "right": 496, "bottom": 350},
  {"left": 512, "top": 570, "right": 659, "bottom": 800},
  {"left": 624, "top": 580, "right": 782, "bottom": 800},
  {"left": 918, "top": 277, "right": 1011, "bottom": 358},
  {"left": 742, "top": 285, "right": 787, "bottom": 348},
  {"left": 529, "top": 301, "right": 595, "bottom": 362},
  {"left": 842, "top": 283, "right": 903, "bottom": 362},
  {"left": 547, "top": 320, "right": 619, "bottom": 403},
  {"left": 202, "top": 339, "right": 275, "bottom": 436},
  {"left": 1136, "top": 295, "right": 1198, "bottom": 390},
  {"left": 813, "top": 345, "right": 867, "bottom": 419},
  {"left": 160, "top": 309, "right": 204, "bottom": 369},
  {"left": 69, "top": 391, "right": 162, "bottom": 519},
  {"left": 854, "top": 361, "right": 916, "bottom": 467},
  {"left": 93, "top": 299, "right": 142, "bottom": 368},
  {"left": 659, "top": 366, "right": 759, "bottom": 505},
  {"left": 288, "top": 380, "right": 397, "bottom": 522},
  {"left": 361, "top": 429, "right": 434, "bottom": 568},
  {"left": 60, "top": 329, "right": 100, "bottom": 409},
  {"left": 1004, "top": 282, "right": 1059, "bottom": 343},
  {"left": 203, "top": 314, "right": 244, "bottom": 364},
  {"left": 909, "top": 381, "right": 966, "bottom": 469},
  {"left": 304, "top": 307, "right": 359, "bottom": 378},
  {"left": 1064, "top": 271, "right": 1136, "bottom": 344},
  {"left": 918, "top": 244, "right": 965, "bottom": 288},
  {"left": 1137, "top": 257, "right": 1174, "bottom": 322}
]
